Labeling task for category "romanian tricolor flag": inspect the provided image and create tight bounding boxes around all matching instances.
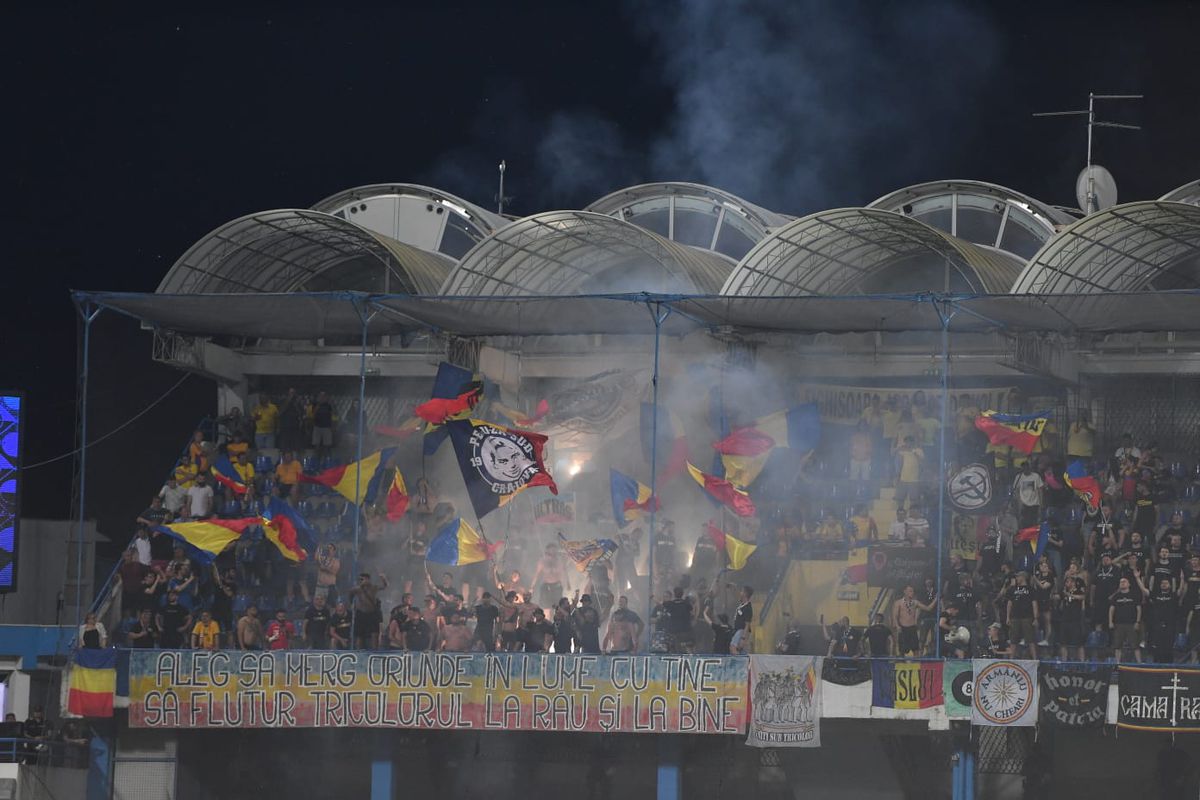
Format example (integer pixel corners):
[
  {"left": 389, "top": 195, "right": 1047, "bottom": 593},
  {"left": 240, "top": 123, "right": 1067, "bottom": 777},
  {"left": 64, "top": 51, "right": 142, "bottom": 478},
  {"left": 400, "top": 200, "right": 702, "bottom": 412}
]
[
  {"left": 1016, "top": 521, "right": 1051, "bottom": 556},
  {"left": 299, "top": 447, "right": 396, "bottom": 505},
  {"left": 640, "top": 403, "right": 690, "bottom": 484},
  {"left": 494, "top": 398, "right": 551, "bottom": 428},
  {"left": 871, "top": 661, "right": 944, "bottom": 709},
  {"left": 974, "top": 410, "right": 1050, "bottom": 455},
  {"left": 66, "top": 648, "right": 117, "bottom": 717},
  {"left": 373, "top": 416, "right": 424, "bottom": 440},
  {"left": 386, "top": 469, "right": 410, "bottom": 521},
  {"left": 259, "top": 497, "right": 315, "bottom": 562},
  {"left": 414, "top": 388, "right": 482, "bottom": 425},
  {"left": 154, "top": 518, "right": 258, "bottom": 563},
  {"left": 705, "top": 521, "right": 757, "bottom": 570},
  {"left": 1064, "top": 459, "right": 1102, "bottom": 513},
  {"left": 426, "top": 517, "right": 498, "bottom": 566},
  {"left": 210, "top": 455, "right": 248, "bottom": 495},
  {"left": 609, "top": 468, "right": 659, "bottom": 527},
  {"left": 559, "top": 532, "right": 618, "bottom": 572},
  {"left": 423, "top": 362, "right": 478, "bottom": 455},
  {"left": 687, "top": 462, "right": 757, "bottom": 518},
  {"left": 713, "top": 405, "right": 820, "bottom": 487}
]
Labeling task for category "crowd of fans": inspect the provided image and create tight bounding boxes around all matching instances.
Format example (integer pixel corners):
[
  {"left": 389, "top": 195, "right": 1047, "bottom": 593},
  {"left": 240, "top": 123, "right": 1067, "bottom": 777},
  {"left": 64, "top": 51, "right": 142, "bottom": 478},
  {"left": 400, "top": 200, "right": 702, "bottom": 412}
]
[{"left": 99, "top": 390, "right": 758, "bottom": 657}]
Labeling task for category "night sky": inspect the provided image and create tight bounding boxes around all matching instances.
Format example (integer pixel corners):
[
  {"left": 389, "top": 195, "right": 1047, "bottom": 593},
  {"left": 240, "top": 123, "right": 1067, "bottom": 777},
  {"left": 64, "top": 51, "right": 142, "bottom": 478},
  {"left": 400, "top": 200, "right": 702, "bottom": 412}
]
[{"left": 8, "top": 2, "right": 1199, "bottom": 557}]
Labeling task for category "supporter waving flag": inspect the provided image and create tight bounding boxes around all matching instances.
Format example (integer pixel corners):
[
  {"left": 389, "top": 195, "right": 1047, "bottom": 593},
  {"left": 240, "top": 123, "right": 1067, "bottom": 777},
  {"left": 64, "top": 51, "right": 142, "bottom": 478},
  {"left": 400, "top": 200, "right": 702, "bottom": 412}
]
[
  {"left": 687, "top": 462, "right": 757, "bottom": 518},
  {"left": 154, "top": 518, "right": 258, "bottom": 564},
  {"left": 447, "top": 419, "right": 557, "bottom": 519},
  {"left": 609, "top": 468, "right": 659, "bottom": 527},
  {"left": 209, "top": 455, "right": 247, "bottom": 495},
  {"left": 559, "top": 532, "right": 618, "bottom": 572},
  {"left": 1063, "top": 460, "right": 1102, "bottom": 513},
  {"left": 259, "top": 497, "right": 317, "bottom": 562},
  {"left": 974, "top": 410, "right": 1050, "bottom": 455},
  {"left": 299, "top": 447, "right": 396, "bottom": 505}
]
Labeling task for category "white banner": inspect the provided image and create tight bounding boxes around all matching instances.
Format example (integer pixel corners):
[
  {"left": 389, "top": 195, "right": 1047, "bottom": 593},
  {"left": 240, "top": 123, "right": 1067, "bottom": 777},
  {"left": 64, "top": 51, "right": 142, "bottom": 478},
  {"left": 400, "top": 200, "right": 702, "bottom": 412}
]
[
  {"left": 747, "top": 655, "right": 822, "bottom": 747},
  {"left": 972, "top": 659, "right": 1039, "bottom": 727}
]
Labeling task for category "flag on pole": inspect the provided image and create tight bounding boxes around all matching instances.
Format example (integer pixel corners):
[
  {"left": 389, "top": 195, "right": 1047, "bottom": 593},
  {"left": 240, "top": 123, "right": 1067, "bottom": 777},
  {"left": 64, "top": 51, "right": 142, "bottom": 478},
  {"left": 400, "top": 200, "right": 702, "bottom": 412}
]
[
  {"left": 423, "top": 362, "right": 478, "bottom": 455},
  {"left": 559, "top": 533, "right": 619, "bottom": 572},
  {"left": 154, "top": 518, "right": 258, "bottom": 564},
  {"left": 609, "top": 468, "right": 659, "bottom": 527},
  {"left": 705, "top": 521, "right": 757, "bottom": 570},
  {"left": 209, "top": 456, "right": 248, "bottom": 495},
  {"left": 1015, "top": 521, "right": 1051, "bottom": 557},
  {"left": 259, "top": 497, "right": 316, "bottom": 562},
  {"left": 426, "top": 517, "right": 499, "bottom": 566},
  {"left": 386, "top": 469, "right": 410, "bottom": 521},
  {"left": 298, "top": 447, "right": 396, "bottom": 505},
  {"left": 974, "top": 410, "right": 1051, "bottom": 455},
  {"left": 447, "top": 419, "right": 558, "bottom": 519},
  {"left": 713, "top": 405, "right": 821, "bottom": 487},
  {"left": 414, "top": 389, "right": 482, "bottom": 425},
  {"left": 1063, "top": 460, "right": 1102, "bottom": 513},
  {"left": 687, "top": 462, "right": 757, "bottom": 517}
]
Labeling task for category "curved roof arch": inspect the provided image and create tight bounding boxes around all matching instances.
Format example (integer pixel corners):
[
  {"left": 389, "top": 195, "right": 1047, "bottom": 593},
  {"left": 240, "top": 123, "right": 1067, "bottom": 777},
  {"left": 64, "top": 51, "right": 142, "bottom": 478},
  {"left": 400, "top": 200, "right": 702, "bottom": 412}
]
[
  {"left": 439, "top": 210, "right": 733, "bottom": 296},
  {"left": 1010, "top": 201, "right": 1200, "bottom": 294},
  {"left": 868, "top": 179, "right": 1072, "bottom": 260},
  {"left": 1159, "top": 180, "right": 1200, "bottom": 206},
  {"left": 721, "top": 207, "right": 1024, "bottom": 297},
  {"left": 310, "top": 183, "right": 509, "bottom": 261},
  {"left": 584, "top": 182, "right": 790, "bottom": 263},
  {"left": 157, "top": 209, "right": 453, "bottom": 296}
]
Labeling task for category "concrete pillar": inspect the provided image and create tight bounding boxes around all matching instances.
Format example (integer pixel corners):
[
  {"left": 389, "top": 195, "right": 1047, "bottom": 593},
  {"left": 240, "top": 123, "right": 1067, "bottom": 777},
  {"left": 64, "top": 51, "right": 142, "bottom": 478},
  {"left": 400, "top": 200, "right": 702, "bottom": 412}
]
[
  {"left": 3, "top": 670, "right": 31, "bottom": 720},
  {"left": 371, "top": 757, "right": 393, "bottom": 800},
  {"left": 86, "top": 723, "right": 112, "bottom": 800}
]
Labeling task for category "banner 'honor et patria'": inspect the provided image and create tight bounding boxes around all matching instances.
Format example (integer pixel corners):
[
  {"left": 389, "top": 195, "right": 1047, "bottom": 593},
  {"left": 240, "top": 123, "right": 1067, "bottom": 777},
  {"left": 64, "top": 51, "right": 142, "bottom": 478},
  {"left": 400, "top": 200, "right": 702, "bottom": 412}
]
[{"left": 1039, "top": 666, "right": 1108, "bottom": 728}]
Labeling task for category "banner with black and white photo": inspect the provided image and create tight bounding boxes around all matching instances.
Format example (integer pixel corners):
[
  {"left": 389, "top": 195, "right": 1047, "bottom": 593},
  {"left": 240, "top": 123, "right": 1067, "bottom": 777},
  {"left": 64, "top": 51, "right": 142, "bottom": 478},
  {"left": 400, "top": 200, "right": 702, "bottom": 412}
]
[
  {"left": 1117, "top": 666, "right": 1200, "bottom": 732},
  {"left": 747, "top": 656, "right": 822, "bottom": 748},
  {"left": 1039, "top": 666, "right": 1108, "bottom": 728}
]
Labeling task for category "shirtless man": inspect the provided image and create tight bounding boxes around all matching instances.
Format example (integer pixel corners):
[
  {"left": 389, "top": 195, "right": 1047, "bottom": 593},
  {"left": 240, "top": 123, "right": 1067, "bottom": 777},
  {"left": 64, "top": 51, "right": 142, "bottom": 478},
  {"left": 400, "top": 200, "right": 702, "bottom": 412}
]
[
  {"left": 494, "top": 565, "right": 529, "bottom": 601},
  {"left": 499, "top": 591, "right": 523, "bottom": 651},
  {"left": 421, "top": 595, "right": 444, "bottom": 651},
  {"left": 237, "top": 605, "right": 264, "bottom": 650},
  {"left": 604, "top": 596, "right": 644, "bottom": 653},
  {"left": 439, "top": 611, "right": 472, "bottom": 652},
  {"left": 892, "top": 584, "right": 933, "bottom": 656},
  {"left": 531, "top": 542, "right": 569, "bottom": 609}
]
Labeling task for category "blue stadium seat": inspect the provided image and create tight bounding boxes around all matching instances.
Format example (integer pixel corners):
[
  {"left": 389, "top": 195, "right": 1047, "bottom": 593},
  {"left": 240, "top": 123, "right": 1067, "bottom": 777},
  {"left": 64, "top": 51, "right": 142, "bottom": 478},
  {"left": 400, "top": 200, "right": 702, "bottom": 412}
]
[
  {"left": 260, "top": 478, "right": 276, "bottom": 496},
  {"left": 320, "top": 456, "right": 340, "bottom": 471},
  {"left": 297, "top": 499, "right": 315, "bottom": 517},
  {"left": 218, "top": 500, "right": 242, "bottom": 518},
  {"left": 255, "top": 455, "right": 274, "bottom": 474},
  {"left": 301, "top": 456, "right": 319, "bottom": 474}
]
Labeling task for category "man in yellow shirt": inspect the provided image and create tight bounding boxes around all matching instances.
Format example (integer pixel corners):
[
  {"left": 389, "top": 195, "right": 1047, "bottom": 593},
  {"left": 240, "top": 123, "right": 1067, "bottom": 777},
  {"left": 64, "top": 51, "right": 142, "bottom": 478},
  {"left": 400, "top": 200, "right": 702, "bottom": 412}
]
[
  {"left": 1067, "top": 410, "right": 1095, "bottom": 462},
  {"left": 252, "top": 395, "right": 279, "bottom": 450},
  {"left": 233, "top": 451, "right": 256, "bottom": 487},
  {"left": 893, "top": 435, "right": 924, "bottom": 509},
  {"left": 191, "top": 610, "right": 221, "bottom": 650},
  {"left": 275, "top": 451, "right": 303, "bottom": 495}
]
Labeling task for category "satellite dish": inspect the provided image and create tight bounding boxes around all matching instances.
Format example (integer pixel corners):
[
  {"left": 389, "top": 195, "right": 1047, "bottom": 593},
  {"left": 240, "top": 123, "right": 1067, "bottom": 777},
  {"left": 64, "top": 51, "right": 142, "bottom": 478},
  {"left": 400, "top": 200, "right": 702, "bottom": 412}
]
[{"left": 1076, "top": 165, "right": 1118, "bottom": 213}]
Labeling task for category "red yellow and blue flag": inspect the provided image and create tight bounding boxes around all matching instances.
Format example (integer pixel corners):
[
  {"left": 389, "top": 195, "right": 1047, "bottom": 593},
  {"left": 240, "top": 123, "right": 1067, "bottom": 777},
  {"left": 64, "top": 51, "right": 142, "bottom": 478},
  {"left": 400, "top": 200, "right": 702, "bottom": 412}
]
[
  {"left": 386, "top": 469, "right": 410, "bottom": 521},
  {"left": 687, "top": 462, "right": 757, "bottom": 518},
  {"left": 210, "top": 455, "right": 248, "bottom": 495},
  {"left": 259, "top": 497, "right": 316, "bottom": 562},
  {"left": 712, "top": 405, "right": 821, "bottom": 487},
  {"left": 426, "top": 517, "right": 498, "bottom": 566},
  {"left": 1064, "top": 460, "right": 1102, "bottom": 513},
  {"left": 609, "top": 468, "right": 659, "bottom": 527},
  {"left": 974, "top": 410, "right": 1050, "bottom": 455},
  {"left": 704, "top": 520, "right": 757, "bottom": 570},
  {"left": 154, "top": 518, "right": 258, "bottom": 563},
  {"left": 66, "top": 648, "right": 117, "bottom": 717},
  {"left": 299, "top": 447, "right": 397, "bottom": 505},
  {"left": 422, "top": 362, "right": 479, "bottom": 455},
  {"left": 1016, "top": 521, "right": 1051, "bottom": 557}
]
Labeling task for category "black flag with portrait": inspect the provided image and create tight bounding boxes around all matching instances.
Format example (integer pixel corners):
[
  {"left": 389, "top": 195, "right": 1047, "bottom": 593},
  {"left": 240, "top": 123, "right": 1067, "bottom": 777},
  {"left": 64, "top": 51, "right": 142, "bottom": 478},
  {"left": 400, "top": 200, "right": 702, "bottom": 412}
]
[{"left": 446, "top": 419, "right": 558, "bottom": 519}]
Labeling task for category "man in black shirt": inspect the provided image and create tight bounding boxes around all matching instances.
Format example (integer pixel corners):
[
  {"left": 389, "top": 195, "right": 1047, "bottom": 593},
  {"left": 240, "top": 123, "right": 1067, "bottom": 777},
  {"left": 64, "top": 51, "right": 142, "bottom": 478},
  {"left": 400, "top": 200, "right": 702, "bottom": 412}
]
[
  {"left": 939, "top": 602, "right": 967, "bottom": 658},
  {"left": 1109, "top": 577, "right": 1143, "bottom": 663},
  {"left": 1091, "top": 552, "right": 1119, "bottom": 628},
  {"left": 473, "top": 592, "right": 501, "bottom": 652},
  {"left": 663, "top": 587, "right": 695, "bottom": 654},
  {"left": 304, "top": 595, "right": 332, "bottom": 649},
  {"left": 821, "top": 615, "right": 860, "bottom": 658},
  {"left": 1006, "top": 573, "right": 1038, "bottom": 658},
  {"left": 952, "top": 574, "right": 979, "bottom": 640},
  {"left": 982, "top": 622, "right": 1011, "bottom": 658},
  {"left": 329, "top": 601, "right": 353, "bottom": 649},
  {"left": 522, "top": 609, "right": 555, "bottom": 653},
  {"left": 572, "top": 594, "right": 602, "bottom": 654},
  {"left": 733, "top": 586, "right": 754, "bottom": 632},
  {"left": 402, "top": 607, "right": 432, "bottom": 651},
  {"left": 157, "top": 591, "right": 191, "bottom": 649},
  {"left": 1147, "top": 576, "right": 1180, "bottom": 665},
  {"left": 864, "top": 613, "right": 892, "bottom": 657},
  {"left": 710, "top": 612, "right": 736, "bottom": 655},
  {"left": 1149, "top": 546, "right": 1180, "bottom": 594},
  {"left": 127, "top": 609, "right": 159, "bottom": 649}
]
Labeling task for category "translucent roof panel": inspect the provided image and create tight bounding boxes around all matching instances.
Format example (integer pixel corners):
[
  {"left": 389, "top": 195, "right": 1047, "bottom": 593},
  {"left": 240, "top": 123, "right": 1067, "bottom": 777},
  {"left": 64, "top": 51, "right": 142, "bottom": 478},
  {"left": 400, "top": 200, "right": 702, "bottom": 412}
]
[
  {"left": 157, "top": 209, "right": 454, "bottom": 296},
  {"left": 439, "top": 210, "right": 733, "bottom": 296},
  {"left": 585, "top": 182, "right": 790, "bottom": 262},
  {"left": 721, "top": 208, "right": 1024, "bottom": 297},
  {"left": 311, "top": 183, "right": 509, "bottom": 260},
  {"left": 1010, "top": 201, "right": 1200, "bottom": 294},
  {"left": 868, "top": 180, "right": 1071, "bottom": 261},
  {"left": 1160, "top": 180, "right": 1200, "bottom": 206}
]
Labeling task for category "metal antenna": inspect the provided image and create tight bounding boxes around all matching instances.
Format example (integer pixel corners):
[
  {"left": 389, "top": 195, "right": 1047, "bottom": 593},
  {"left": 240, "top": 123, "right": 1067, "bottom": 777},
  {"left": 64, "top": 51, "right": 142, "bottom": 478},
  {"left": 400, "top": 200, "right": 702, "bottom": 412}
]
[
  {"left": 1033, "top": 93, "right": 1142, "bottom": 214},
  {"left": 496, "top": 160, "right": 508, "bottom": 215}
]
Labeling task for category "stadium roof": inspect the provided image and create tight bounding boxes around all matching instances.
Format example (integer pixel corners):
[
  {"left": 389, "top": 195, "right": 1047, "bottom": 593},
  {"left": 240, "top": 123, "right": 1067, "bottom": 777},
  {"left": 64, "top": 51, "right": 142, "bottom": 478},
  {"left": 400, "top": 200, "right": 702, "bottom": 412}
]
[
  {"left": 439, "top": 210, "right": 732, "bottom": 296},
  {"left": 867, "top": 179, "right": 1074, "bottom": 260},
  {"left": 1010, "top": 201, "right": 1200, "bottom": 294},
  {"left": 156, "top": 209, "right": 454, "bottom": 296},
  {"left": 75, "top": 289, "right": 1200, "bottom": 340},
  {"left": 1160, "top": 180, "right": 1200, "bottom": 206},
  {"left": 721, "top": 208, "right": 1024, "bottom": 296},
  {"left": 584, "top": 181, "right": 791, "bottom": 262}
]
